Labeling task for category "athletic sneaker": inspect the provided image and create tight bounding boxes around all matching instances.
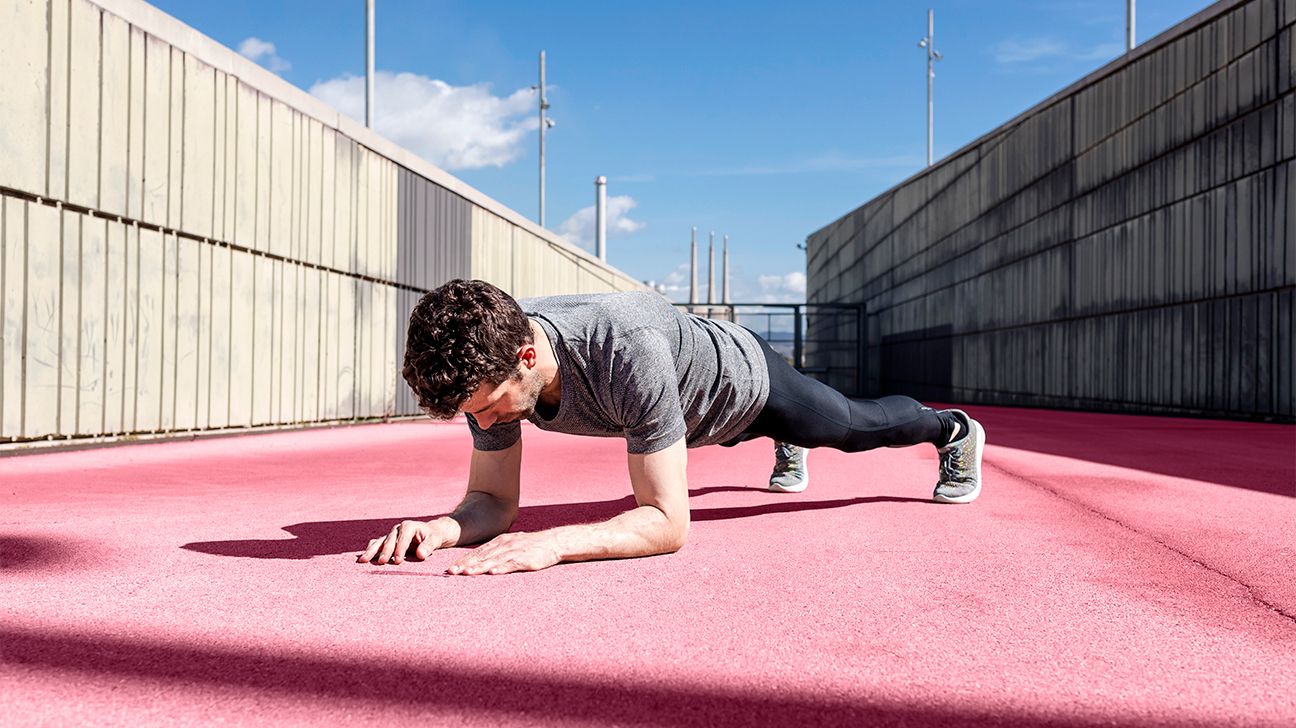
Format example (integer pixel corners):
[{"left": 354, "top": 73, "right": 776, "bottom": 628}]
[
  {"left": 769, "top": 442, "right": 809, "bottom": 493},
  {"left": 932, "top": 409, "right": 985, "bottom": 503}
]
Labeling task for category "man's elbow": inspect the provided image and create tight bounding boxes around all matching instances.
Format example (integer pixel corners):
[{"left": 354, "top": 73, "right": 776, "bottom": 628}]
[{"left": 663, "top": 517, "right": 690, "bottom": 553}]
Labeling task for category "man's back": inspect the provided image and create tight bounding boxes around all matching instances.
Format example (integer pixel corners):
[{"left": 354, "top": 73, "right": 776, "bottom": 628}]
[{"left": 467, "top": 291, "right": 770, "bottom": 453}]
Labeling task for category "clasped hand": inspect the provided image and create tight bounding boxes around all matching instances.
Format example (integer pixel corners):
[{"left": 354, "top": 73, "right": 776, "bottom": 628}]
[{"left": 358, "top": 520, "right": 561, "bottom": 575}]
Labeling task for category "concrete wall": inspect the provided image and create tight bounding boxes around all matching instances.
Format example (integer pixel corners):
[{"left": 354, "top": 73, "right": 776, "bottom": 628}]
[
  {"left": 806, "top": 0, "right": 1294, "bottom": 421},
  {"left": 0, "top": 0, "right": 644, "bottom": 449}
]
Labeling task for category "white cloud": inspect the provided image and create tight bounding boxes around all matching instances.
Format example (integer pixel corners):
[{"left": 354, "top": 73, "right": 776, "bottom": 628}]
[
  {"left": 309, "top": 71, "right": 538, "bottom": 170},
  {"left": 656, "top": 262, "right": 692, "bottom": 301},
  {"left": 556, "top": 195, "right": 646, "bottom": 251},
  {"left": 694, "top": 154, "right": 920, "bottom": 177},
  {"left": 237, "top": 37, "right": 291, "bottom": 74},
  {"left": 755, "top": 271, "right": 807, "bottom": 303},
  {"left": 1074, "top": 41, "right": 1124, "bottom": 61},
  {"left": 993, "top": 37, "right": 1123, "bottom": 65},
  {"left": 993, "top": 38, "right": 1068, "bottom": 64}
]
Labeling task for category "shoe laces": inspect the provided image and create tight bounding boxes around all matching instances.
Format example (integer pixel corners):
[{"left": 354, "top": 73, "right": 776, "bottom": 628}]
[
  {"left": 773, "top": 442, "right": 802, "bottom": 472},
  {"left": 939, "top": 441, "right": 973, "bottom": 484}
]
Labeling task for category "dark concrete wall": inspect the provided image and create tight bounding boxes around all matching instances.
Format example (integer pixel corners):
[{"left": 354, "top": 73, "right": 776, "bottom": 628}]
[{"left": 806, "top": 0, "right": 1295, "bottom": 421}]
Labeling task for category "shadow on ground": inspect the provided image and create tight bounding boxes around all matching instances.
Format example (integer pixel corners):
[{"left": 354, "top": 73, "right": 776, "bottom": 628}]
[
  {"left": 180, "top": 486, "right": 930, "bottom": 560},
  {"left": 0, "top": 625, "right": 1122, "bottom": 728},
  {"left": 945, "top": 405, "right": 1296, "bottom": 497}
]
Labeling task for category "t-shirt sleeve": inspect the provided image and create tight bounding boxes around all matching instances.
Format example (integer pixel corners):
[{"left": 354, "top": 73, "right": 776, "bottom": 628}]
[
  {"left": 610, "top": 331, "right": 687, "bottom": 454},
  {"left": 465, "top": 413, "right": 521, "bottom": 451}
]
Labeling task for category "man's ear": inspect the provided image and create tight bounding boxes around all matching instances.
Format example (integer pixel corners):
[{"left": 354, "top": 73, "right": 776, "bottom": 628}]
[{"left": 517, "top": 344, "right": 538, "bottom": 369}]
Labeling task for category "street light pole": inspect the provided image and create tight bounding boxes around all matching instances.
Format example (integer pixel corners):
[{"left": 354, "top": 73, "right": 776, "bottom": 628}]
[
  {"left": 917, "top": 9, "right": 943, "bottom": 167},
  {"left": 1126, "top": 0, "right": 1136, "bottom": 52}
]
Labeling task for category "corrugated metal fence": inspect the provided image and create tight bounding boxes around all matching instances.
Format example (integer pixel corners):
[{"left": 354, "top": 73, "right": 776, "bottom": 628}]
[
  {"left": 806, "top": 0, "right": 1294, "bottom": 421},
  {"left": 0, "top": 0, "right": 644, "bottom": 450}
]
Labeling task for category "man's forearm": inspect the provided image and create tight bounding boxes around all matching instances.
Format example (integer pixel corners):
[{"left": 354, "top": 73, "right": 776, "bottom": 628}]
[
  {"left": 548, "top": 504, "right": 687, "bottom": 562},
  {"left": 437, "top": 491, "right": 516, "bottom": 547}
]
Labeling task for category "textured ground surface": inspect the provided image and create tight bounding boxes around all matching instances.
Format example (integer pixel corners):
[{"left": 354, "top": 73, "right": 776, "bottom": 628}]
[{"left": 2, "top": 405, "right": 1294, "bottom": 727}]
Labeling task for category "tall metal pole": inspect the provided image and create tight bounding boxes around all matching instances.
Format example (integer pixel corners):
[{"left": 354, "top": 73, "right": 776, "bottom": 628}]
[
  {"left": 594, "top": 176, "right": 607, "bottom": 261},
  {"left": 538, "top": 51, "right": 548, "bottom": 227},
  {"left": 707, "top": 231, "right": 716, "bottom": 305},
  {"left": 1126, "top": 0, "right": 1136, "bottom": 52},
  {"left": 365, "top": 0, "right": 375, "bottom": 128},
  {"left": 689, "top": 227, "right": 698, "bottom": 307},
  {"left": 918, "top": 9, "right": 942, "bottom": 167},
  {"left": 722, "top": 235, "right": 730, "bottom": 304}
]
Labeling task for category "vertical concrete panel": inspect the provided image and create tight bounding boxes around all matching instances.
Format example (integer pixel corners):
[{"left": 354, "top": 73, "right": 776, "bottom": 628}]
[
  {"left": 210, "top": 71, "right": 227, "bottom": 243},
  {"left": 141, "top": 35, "right": 170, "bottom": 227},
  {"left": 280, "top": 262, "right": 299, "bottom": 421},
  {"left": 116, "top": 223, "right": 137, "bottom": 431},
  {"left": 228, "top": 249, "right": 254, "bottom": 427},
  {"left": 99, "top": 13, "right": 129, "bottom": 218},
  {"left": 172, "top": 235, "right": 199, "bottom": 430},
  {"left": 125, "top": 26, "right": 145, "bottom": 221},
  {"left": 159, "top": 233, "right": 177, "bottom": 431},
  {"left": 76, "top": 214, "right": 106, "bottom": 436},
  {"left": 332, "top": 136, "right": 352, "bottom": 273},
  {"left": 268, "top": 101, "right": 293, "bottom": 257},
  {"left": 354, "top": 152, "right": 370, "bottom": 277},
  {"left": 195, "top": 242, "right": 212, "bottom": 429},
  {"left": 57, "top": 211, "right": 79, "bottom": 436},
  {"left": 1, "top": 200, "right": 28, "bottom": 438},
  {"left": 321, "top": 128, "right": 337, "bottom": 271},
  {"left": 134, "top": 227, "right": 163, "bottom": 432},
  {"left": 321, "top": 271, "right": 338, "bottom": 419},
  {"left": 252, "top": 254, "right": 273, "bottom": 425},
  {"left": 233, "top": 84, "right": 258, "bottom": 250},
  {"left": 65, "top": 0, "right": 100, "bottom": 210},
  {"left": 23, "top": 200, "right": 60, "bottom": 432},
  {"left": 166, "top": 48, "right": 183, "bottom": 230},
  {"left": 222, "top": 75, "right": 239, "bottom": 242},
  {"left": 307, "top": 121, "right": 323, "bottom": 268},
  {"left": 302, "top": 267, "right": 320, "bottom": 421},
  {"left": 208, "top": 244, "right": 231, "bottom": 429},
  {"left": 114, "top": 223, "right": 135, "bottom": 432},
  {"left": 354, "top": 278, "right": 369, "bottom": 416},
  {"left": 0, "top": 0, "right": 50, "bottom": 197},
  {"left": 337, "top": 275, "right": 356, "bottom": 418},
  {"left": 267, "top": 259, "right": 282, "bottom": 422},
  {"left": 383, "top": 284, "right": 397, "bottom": 415},
  {"left": 254, "top": 94, "right": 272, "bottom": 252},
  {"left": 46, "top": 0, "right": 69, "bottom": 202}
]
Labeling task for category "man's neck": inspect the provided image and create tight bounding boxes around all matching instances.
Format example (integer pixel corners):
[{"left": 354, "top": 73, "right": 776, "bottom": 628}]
[{"left": 530, "top": 319, "right": 562, "bottom": 408}]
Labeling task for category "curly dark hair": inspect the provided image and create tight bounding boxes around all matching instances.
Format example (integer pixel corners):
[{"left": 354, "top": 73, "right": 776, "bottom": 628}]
[{"left": 402, "top": 279, "right": 534, "bottom": 419}]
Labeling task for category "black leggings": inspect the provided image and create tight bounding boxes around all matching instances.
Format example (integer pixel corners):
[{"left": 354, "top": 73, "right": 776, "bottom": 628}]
[{"left": 731, "top": 333, "right": 958, "bottom": 451}]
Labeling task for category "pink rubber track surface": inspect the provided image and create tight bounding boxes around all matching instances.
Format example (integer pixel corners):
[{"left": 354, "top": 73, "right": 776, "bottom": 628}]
[{"left": 2, "top": 405, "right": 1293, "bottom": 727}]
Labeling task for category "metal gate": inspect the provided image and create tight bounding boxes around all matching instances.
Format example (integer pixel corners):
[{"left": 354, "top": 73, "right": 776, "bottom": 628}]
[{"left": 676, "top": 303, "right": 867, "bottom": 397}]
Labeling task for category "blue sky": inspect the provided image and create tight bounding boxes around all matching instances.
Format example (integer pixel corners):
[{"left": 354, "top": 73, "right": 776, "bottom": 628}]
[{"left": 149, "top": 0, "right": 1214, "bottom": 302}]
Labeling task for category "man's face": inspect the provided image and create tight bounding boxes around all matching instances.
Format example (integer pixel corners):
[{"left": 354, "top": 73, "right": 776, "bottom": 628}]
[{"left": 459, "top": 366, "right": 545, "bottom": 429}]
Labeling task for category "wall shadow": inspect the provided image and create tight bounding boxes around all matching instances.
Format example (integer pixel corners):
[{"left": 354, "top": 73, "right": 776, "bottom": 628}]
[
  {"left": 880, "top": 325, "right": 954, "bottom": 403},
  {"left": 0, "top": 625, "right": 1119, "bottom": 728},
  {"left": 181, "top": 487, "right": 930, "bottom": 560},
  {"left": 0, "top": 535, "right": 84, "bottom": 573},
  {"left": 957, "top": 406, "right": 1296, "bottom": 497}
]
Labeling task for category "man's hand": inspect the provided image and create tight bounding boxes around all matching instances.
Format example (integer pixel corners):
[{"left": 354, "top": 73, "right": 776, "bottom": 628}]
[
  {"left": 358, "top": 519, "right": 452, "bottom": 565},
  {"left": 447, "top": 531, "right": 561, "bottom": 576}
]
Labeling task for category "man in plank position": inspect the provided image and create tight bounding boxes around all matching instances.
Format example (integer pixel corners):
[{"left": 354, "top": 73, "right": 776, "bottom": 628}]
[{"left": 359, "top": 279, "right": 985, "bottom": 574}]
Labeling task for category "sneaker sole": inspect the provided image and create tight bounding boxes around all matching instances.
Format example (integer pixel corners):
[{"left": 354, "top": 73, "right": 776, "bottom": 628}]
[
  {"left": 932, "top": 418, "right": 985, "bottom": 504},
  {"left": 768, "top": 476, "right": 809, "bottom": 494}
]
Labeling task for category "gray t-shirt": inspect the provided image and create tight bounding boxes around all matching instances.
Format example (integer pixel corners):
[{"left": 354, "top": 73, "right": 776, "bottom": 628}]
[{"left": 467, "top": 292, "right": 770, "bottom": 454}]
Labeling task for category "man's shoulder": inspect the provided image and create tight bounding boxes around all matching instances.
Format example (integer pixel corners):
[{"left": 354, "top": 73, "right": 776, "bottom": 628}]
[
  {"left": 520, "top": 290, "right": 662, "bottom": 310},
  {"left": 522, "top": 291, "right": 677, "bottom": 330}
]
